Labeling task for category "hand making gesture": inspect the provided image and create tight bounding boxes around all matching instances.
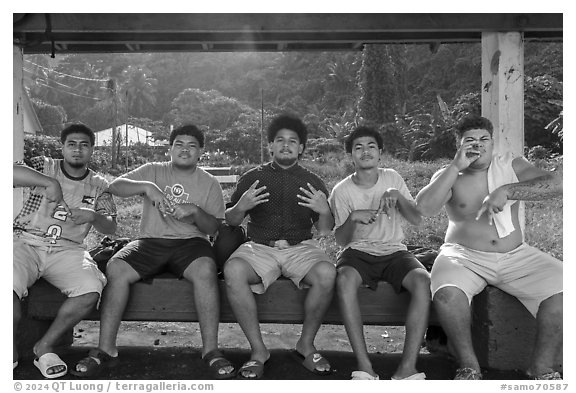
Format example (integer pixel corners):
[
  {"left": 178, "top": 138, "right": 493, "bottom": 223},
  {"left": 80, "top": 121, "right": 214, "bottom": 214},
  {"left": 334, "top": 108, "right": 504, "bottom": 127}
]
[
  {"left": 69, "top": 207, "right": 97, "bottom": 225},
  {"left": 475, "top": 188, "right": 508, "bottom": 225},
  {"left": 377, "top": 188, "right": 400, "bottom": 218},
  {"left": 350, "top": 209, "right": 379, "bottom": 225},
  {"left": 237, "top": 180, "right": 269, "bottom": 212},
  {"left": 170, "top": 203, "right": 199, "bottom": 221},
  {"left": 452, "top": 141, "right": 482, "bottom": 171},
  {"left": 145, "top": 183, "right": 174, "bottom": 216},
  {"left": 297, "top": 183, "right": 330, "bottom": 215},
  {"left": 43, "top": 180, "right": 71, "bottom": 216}
]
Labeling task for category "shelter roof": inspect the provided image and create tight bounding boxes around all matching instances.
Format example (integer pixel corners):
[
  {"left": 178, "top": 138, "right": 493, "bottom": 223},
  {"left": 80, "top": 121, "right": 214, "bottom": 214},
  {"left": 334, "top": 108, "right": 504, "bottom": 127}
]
[{"left": 14, "top": 13, "right": 562, "bottom": 55}]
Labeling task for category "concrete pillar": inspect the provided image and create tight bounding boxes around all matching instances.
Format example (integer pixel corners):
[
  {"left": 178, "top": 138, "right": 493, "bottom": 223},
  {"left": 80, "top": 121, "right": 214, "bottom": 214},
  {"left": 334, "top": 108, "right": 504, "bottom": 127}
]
[
  {"left": 14, "top": 45, "right": 24, "bottom": 217},
  {"left": 481, "top": 32, "right": 525, "bottom": 156}
]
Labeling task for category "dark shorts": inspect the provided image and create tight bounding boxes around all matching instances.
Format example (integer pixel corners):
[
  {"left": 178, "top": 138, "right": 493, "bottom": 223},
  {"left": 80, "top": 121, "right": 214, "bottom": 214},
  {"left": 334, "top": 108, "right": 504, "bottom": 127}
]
[
  {"left": 111, "top": 237, "right": 216, "bottom": 280},
  {"left": 337, "top": 248, "right": 426, "bottom": 293}
]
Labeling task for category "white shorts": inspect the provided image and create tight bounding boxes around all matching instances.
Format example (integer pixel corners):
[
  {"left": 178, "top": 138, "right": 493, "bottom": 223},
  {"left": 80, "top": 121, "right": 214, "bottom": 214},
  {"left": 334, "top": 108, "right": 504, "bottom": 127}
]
[
  {"left": 13, "top": 232, "right": 107, "bottom": 300},
  {"left": 430, "top": 242, "right": 562, "bottom": 316},
  {"left": 227, "top": 240, "right": 333, "bottom": 294}
]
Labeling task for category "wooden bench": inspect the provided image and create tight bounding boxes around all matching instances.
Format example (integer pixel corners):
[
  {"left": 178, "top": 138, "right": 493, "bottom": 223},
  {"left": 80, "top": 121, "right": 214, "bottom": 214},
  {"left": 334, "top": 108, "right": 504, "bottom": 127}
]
[
  {"left": 18, "top": 276, "right": 439, "bottom": 358},
  {"left": 25, "top": 276, "right": 434, "bottom": 325},
  {"left": 17, "top": 276, "right": 563, "bottom": 373},
  {"left": 200, "top": 166, "right": 238, "bottom": 185}
]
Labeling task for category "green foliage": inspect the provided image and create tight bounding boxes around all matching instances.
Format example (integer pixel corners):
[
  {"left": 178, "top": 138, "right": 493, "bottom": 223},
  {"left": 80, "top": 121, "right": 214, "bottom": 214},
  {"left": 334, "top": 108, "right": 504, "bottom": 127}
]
[
  {"left": 23, "top": 134, "right": 62, "bottom": 160},
  {"left": 524, "top": 75, "right": 563, "bottom": 153},
  {"left": 23, "top": 134, "right": 162, "bottom": 175},
  {"left": 78, "top": 100, "right": 115, "bottom": 132},
  {"left": 166, "top": 88, "right": 256, "bottom": 132},
  {"left": 121, "top": 66, "right": 158, "bottom": 118},
  {"left": 545, "top": 106, "right": 563, "bottom": 142},
  {"left": 304, "top": 138, "right": 345, "bottom": 163},
  {"left": 391, "top": 108, "right": 456, "bottom": 162},
  {"left": 209, "top": 112, "right": 266, "bottom": 164},
  {"left": 451, "top": 92, "right": 481, "bottom": 122},
  {"left": 357, "top": 44, "right": 406, "bottom": 125},
  {"left": 524, "top": 42, "right": 563, "bottom": 80},
  {"left": 405, "top": 44, "right": 481, "bottom": 113},
  {"left": 31, "top": 99, "right": 67, "bottom": 137},
  {"left": 23, "top": 43, "right": 562, "bottom": 164},
  {"left": 379, "top": 122, "right": 409, "bottom": 159}
]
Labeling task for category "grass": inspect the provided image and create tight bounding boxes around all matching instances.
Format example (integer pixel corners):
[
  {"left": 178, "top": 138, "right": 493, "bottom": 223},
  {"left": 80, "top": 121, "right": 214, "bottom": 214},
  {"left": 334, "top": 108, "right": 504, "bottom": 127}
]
[{"left": 86, "top": 156, "right": 563, "bottom": 261}]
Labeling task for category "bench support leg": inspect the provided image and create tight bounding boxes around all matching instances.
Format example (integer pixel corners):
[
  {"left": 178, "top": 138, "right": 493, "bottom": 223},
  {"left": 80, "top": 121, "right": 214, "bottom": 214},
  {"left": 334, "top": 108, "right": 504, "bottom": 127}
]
[{"left": 472, "top": 287, "right": 563, "bottom": 372}]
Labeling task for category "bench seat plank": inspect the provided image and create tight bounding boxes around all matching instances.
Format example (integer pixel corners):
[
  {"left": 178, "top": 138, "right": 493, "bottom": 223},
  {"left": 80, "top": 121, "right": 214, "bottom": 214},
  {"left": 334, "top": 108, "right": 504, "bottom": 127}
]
[{"left": 26, "top": 276, "right": 438, "bottom": 325}]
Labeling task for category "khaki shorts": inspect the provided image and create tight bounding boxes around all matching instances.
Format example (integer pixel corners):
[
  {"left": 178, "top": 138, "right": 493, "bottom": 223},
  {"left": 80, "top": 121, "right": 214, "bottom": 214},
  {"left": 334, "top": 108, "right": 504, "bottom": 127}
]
[
  {"left": 13, "top": 232, "right": 106, "bottom": 300},
  {"left": 430, "top": 242, "right": 562, "bottom": 316},
  {"left": 228, "top": 240, "right": 332, "bottom": 294}
]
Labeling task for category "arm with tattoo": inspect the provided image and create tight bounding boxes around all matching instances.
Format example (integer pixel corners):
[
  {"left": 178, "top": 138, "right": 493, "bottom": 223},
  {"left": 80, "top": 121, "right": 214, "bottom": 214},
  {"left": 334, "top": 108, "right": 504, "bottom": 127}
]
[
  {"left": 504, "top": 173, "right": 562, "bottom": 201},
  {"left": 475, "top": 160, "right": 562, "bottom": 222}
]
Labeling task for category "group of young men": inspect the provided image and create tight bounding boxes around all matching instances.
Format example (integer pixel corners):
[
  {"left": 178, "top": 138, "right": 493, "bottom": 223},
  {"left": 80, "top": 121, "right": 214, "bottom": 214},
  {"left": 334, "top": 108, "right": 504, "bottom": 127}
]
[{"left": 13, "top": 114, "right": 562, "bottom": 381}]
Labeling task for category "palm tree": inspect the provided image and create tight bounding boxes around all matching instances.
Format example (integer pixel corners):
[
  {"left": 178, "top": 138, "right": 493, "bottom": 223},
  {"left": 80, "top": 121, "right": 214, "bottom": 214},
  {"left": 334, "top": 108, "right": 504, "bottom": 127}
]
[{"left": 120, "top": 66, "right": 158, "bottom": 119}]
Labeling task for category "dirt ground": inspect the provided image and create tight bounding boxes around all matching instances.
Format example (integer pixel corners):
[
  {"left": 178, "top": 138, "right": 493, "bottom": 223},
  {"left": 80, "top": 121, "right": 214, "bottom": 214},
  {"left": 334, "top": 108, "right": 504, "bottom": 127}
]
[
  {"left": 13, "top": 321, "right": 528, "bottom": 380},
  {"left": 72, "top": 321, "right": 409, "bottom": 354}
]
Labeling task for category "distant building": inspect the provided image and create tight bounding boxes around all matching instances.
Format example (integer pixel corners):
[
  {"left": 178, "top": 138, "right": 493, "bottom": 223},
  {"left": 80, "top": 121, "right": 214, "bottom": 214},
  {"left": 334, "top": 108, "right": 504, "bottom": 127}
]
[{"left": 94, "top": 124, "right": 152, "bottom": 147}]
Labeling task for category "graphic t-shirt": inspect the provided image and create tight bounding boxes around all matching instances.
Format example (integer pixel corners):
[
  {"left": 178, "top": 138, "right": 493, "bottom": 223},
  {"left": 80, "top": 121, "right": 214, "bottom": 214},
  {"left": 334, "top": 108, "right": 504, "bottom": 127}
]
[
  {"left": 328, "top": 168, "right": 413, "bottom": 257},
  {"left": 121, "top": 162, "right": 225, "bottom": 240},
  {"left": 13, "top": 157, "right": 116, "bottom": 245}
]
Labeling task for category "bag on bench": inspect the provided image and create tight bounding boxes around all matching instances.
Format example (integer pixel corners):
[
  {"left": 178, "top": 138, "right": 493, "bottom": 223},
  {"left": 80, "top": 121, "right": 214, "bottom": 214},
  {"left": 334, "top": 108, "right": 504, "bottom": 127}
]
[
  {"left": 89, "top": 236, "right": 131, "bottom": 273},
  {"left": 212, "top": 223, "right": 248, "bottom": 270}
]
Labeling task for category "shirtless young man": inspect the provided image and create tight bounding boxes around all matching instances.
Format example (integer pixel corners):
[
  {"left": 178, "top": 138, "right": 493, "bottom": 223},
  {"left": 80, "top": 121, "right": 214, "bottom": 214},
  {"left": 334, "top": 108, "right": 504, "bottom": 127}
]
[{"left": 416, "top": 115, "right": 563, "bottom": 380}]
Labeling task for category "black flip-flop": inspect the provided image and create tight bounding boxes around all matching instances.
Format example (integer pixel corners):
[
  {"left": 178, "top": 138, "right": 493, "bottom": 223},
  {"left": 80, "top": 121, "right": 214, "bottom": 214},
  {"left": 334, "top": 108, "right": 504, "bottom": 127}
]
[{"left": 290, "top": 349, "right": 333, "bottom": 375}]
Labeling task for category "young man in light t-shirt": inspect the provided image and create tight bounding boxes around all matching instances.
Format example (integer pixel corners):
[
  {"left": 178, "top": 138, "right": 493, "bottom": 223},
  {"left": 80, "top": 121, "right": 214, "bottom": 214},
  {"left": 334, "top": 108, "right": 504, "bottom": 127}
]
[
  {"left": 13, "top": 124, "right": 117, "bottom": 379},
  {"left": 73, "top": 125, "right": 235, "bottom": 379},
  {"left": 328, "top": 126, "right": 430, "bottom": 380}
]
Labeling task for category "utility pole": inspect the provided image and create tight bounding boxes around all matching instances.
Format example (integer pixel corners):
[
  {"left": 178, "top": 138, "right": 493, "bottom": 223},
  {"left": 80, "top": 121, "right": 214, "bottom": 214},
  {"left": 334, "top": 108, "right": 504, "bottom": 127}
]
[
  {"left": 108, "top": 79, "right": 118, "bottom": 169},
  {"left": 125, "top": 90, "right": 129, "bottom": 171},
  {"left": 260, "top": 88, "right": 264, "bottom": 164}
]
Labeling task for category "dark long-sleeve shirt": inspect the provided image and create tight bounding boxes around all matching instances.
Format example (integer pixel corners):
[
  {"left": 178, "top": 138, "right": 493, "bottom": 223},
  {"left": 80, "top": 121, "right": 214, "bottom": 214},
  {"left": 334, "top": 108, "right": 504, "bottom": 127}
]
[{"left": 230, "top": 162, "right": 329, "bottom": 245}]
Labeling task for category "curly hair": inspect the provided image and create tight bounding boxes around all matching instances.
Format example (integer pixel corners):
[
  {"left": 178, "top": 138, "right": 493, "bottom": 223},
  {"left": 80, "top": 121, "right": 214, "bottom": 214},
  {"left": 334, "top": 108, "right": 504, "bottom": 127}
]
[
  {"left": 170, "top": 124, "right": 205, "bottom": 148},
  {"left": 266, "top": 114, "right": 308, "bottom": 151}
]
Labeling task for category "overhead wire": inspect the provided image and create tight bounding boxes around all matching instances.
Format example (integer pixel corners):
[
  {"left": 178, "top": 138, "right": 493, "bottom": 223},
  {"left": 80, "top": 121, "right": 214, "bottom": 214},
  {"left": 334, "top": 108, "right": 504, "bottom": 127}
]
[
  {"left": 23, "top": 66, "right": 112, "bottom": 101},
  {"left": 32, "top": 81, "right": 103, "bottom": 101},
  {"left": 24, "top": 59, "right": 110, "bottom": 83}
]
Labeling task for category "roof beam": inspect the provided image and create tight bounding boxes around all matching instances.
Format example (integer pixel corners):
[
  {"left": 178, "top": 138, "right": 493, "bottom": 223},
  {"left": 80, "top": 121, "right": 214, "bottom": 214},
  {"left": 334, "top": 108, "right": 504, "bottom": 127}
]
[{"left": 14, "top": 13, "right": 562, "bottom": 54}]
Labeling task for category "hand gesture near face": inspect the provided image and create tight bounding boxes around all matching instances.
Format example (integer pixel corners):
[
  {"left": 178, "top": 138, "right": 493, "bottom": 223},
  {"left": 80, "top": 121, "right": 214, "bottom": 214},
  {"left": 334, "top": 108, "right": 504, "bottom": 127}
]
[
  {"left": 297, "top": 183, "right": 330, "bottom": 215},
  {"left": 237, "top": 180, "right": 269, "bottom": 212},
  {"left": 453, "top": 142, "right": 482, "bottom": 171},
  {"left": 377, "top": 188, "right": 400, "bottom": 218}
]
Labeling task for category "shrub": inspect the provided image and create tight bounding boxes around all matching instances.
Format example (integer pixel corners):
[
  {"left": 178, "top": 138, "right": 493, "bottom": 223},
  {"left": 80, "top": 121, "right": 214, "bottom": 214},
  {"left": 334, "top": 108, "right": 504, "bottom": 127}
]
[{"left": 24, "top": 135, "right": 62, "bottom": 160}]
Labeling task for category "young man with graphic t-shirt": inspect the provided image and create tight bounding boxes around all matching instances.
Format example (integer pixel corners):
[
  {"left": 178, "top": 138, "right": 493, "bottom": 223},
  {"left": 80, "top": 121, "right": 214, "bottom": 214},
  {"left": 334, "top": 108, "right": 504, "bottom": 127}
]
[
  {"left": 224, "top": 114, "right": 336, "bottom": 379},
  {"left": 13, "top": 124, "right": 117, "bottom": 379},
  {"left": 73, "top": 125, "right": 235, "bottom": 379},
  {"left": 328, "top": 126, "right": 430, "bottom": 380}
]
